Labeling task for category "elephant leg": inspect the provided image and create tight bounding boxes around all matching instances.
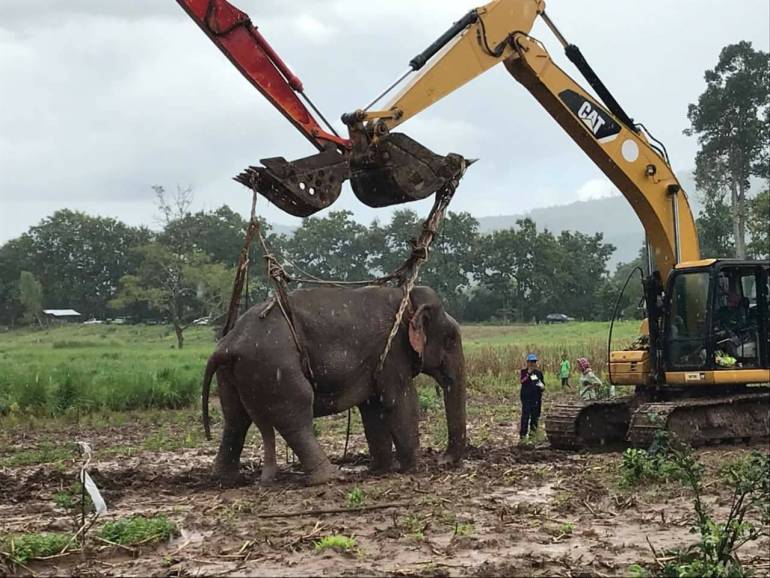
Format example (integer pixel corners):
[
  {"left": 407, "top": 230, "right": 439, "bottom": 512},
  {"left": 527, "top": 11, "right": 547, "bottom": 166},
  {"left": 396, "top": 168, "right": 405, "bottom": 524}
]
[
  {"left": 388, "top": 381, "right": 420, "bottom": 472},
  {"left": 212, "top": 376, "right": 251, "bottom": 481},
  {"left": 358, "top": 398, "right": 394, "bottom": 473},
  {"left": 255, "top": 418, "right": 278, "bottom": 485},
  {"left": 271, "top": 372, "right": 337, "bottom": 485}
]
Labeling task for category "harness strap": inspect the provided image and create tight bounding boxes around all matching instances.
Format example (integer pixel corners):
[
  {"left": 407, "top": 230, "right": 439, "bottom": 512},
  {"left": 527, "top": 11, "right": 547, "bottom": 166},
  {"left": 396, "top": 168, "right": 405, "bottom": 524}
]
[{"left": 223, "top": 158, "right": 468, "bottom": 393}]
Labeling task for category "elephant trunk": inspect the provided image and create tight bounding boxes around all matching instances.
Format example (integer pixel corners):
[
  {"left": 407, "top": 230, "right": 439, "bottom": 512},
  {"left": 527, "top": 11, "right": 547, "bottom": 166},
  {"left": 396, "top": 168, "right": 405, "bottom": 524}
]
[{"left": 441, "top": 355, "right": 467, "bottom": 462}]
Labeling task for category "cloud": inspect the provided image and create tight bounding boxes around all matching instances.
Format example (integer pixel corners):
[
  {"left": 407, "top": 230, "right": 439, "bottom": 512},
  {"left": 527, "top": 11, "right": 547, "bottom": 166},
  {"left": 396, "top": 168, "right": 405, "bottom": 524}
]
[
  {"left": 1, "top": 0, "right": 769, "bottom": 245},
  {"left": 576, "top": 178, "right": 618, "bottom": 202},
  {"left": 293, "top": 14, "right": 335, "bottom": 44}
]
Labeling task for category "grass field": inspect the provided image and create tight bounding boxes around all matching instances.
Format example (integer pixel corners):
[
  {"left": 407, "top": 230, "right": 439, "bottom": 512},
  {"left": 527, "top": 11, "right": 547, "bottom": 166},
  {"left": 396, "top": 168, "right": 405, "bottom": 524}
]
[
  {"left": 0, "top": 320, "right": 640, "bottom": 417},
  {"left": 3, "top": 320, "right": 768, "bottom": 577}
]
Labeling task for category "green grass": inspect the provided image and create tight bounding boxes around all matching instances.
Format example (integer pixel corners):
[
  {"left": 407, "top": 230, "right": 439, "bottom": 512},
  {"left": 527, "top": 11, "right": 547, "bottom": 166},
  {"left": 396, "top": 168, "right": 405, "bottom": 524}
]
[
  {"left": 2, "top": 532, "right": 73, "bottom": 563},
  {"left": 0, "top": 443, "right": 76, "bottom": 467},
  {"left": 347, "top": 487, "right": 365, "bottom": 508},
  {"left": 0, "top": 324, "right": 213, "bottom": 416},
  {"left": 0, "top": 321, "right": 640, "bottom": 418},
  {"left": 462, "top": 320, "right": 639, "bottom": 391},
  {"left": 98, "top": 515, "right": 177, "bottom": 546},
  {"left": 453, "top": 522, "right": 475, "bottom": 537},
  {"left": 314, "top": 534, "right": 357, "bottom": 553},
  {"left": 461, "top": 320, "right": 639, "bottom": 348}
]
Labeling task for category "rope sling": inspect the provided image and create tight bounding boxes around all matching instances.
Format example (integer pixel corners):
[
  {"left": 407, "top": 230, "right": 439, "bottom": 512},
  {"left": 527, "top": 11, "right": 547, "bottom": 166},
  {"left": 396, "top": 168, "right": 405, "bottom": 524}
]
[{"left": 220, "top": 161, "right": 468, "bottom": 459}]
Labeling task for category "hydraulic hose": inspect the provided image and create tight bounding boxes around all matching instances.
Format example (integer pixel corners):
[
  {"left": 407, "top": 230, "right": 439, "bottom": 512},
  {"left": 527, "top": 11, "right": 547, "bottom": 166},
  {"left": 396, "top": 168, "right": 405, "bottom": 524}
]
[{"left": 607, "top": 266, "right": 645, "bottom": 385}]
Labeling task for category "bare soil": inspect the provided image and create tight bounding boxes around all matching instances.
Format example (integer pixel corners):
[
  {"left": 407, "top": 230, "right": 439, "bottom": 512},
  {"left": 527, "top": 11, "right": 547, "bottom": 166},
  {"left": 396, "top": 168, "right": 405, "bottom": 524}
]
[{"left": 1, "top": 405, "right": 769, "bottom": 577}]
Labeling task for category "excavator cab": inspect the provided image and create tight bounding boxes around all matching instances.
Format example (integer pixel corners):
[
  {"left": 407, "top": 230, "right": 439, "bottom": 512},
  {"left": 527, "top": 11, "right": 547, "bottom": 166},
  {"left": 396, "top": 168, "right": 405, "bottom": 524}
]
[{"left": 663, "top": 260, "right": 770, "bottom": 381}]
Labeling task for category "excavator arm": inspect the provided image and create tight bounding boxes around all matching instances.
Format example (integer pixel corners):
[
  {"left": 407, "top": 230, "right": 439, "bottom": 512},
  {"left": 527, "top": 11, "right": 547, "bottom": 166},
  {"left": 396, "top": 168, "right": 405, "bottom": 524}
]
[
  {"left": 346, "top": 0, "right": 699, "bottom": 279},
  {"left": 176, "top": 0, "right": 351, "bottom": 216},
  {"left": 503, "top": 33, "right": 700, "bottom": 279},
  {"left": 177, "top": 0, "right": 347, "bottom": 151}
]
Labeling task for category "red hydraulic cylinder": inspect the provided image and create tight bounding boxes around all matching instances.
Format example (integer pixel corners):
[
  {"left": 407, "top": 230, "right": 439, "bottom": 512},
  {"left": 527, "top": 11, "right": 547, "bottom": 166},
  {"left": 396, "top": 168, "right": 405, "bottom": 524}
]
[{"left": 177, "top": 0, "right": 349, "bottom": 151}]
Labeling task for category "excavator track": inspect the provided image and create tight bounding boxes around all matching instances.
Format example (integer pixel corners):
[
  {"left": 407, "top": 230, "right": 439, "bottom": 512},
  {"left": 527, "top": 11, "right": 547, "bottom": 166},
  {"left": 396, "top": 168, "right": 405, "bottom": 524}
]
[
  {"left": 547, "top": 391, "right": 770, "bottom": 451},
  {"left": 546, "top": 398, "right": 633, "bottom": 450},
  {"left": 627, "top": 392, "right": 770, "bottom": 448}
]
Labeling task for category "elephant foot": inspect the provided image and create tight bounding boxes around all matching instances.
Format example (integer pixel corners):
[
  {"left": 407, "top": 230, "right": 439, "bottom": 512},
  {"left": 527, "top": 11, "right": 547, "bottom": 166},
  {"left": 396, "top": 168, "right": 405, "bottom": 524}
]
[
  {"left": 368, "top": 456, "right": 394, "bottom": 474},
  {"left": 397, "top": 459, "right": 417, "bottom": 473},
  {"left": 438, "top": 450, "right": 463, "bottom": 466},
  {"left": 306, "top": 461, "right": 338, "bottom": 486},
  {"left": 260, "top": 464, "right": 279, "bottom": 486},
  {"left": 212, "top": 463, "right": 241, "bottom": 486}
]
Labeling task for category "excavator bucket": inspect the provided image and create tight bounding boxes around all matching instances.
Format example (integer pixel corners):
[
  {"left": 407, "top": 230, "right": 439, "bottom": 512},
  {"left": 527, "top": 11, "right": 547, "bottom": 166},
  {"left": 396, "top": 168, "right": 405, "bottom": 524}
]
[
  {"left": 234, "top": 148, "right": 349, "bottom": 218},
  {"left": 349, "top": 132, "right": 467, "bottom": 208},
  {"left": 235, "top": 134, "right": 468, "bottom": 216}
]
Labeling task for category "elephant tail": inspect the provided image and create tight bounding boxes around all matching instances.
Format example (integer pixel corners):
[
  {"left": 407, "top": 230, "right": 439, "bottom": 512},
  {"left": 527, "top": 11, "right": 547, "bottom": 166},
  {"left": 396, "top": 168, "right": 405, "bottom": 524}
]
[{"left": 202, "top": 351, "right": 229, "bottom": 441}]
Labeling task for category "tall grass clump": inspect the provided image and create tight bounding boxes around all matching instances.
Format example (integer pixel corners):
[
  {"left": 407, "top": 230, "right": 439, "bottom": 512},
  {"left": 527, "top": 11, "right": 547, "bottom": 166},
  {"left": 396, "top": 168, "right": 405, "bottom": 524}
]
[
  {"left": 0, "top": 321, "right": 636, "bottom": 416},
  {"left": 465, "top": 342, "right": 614, "bottom": 392},
  {"left": 0, "top": 325, "right": 210, "bottom": 416}
]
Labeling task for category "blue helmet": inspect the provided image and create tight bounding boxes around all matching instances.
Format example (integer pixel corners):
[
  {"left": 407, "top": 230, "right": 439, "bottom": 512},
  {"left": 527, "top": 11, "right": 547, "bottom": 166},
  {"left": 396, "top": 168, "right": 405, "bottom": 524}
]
[{"left": 526, "top": 353, "right": 538, "bottom": 362}]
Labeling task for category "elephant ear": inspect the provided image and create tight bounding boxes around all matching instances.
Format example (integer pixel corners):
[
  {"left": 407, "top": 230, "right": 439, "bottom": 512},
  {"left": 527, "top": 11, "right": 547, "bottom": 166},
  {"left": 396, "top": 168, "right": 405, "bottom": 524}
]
[{"left": 408, "top": 304, "right": 431, "bottom": 356}]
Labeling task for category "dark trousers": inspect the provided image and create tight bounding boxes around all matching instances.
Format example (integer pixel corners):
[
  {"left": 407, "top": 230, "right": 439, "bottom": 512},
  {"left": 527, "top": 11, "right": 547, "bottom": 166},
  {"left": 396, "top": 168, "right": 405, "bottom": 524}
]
[
  {"left": 520, "top": 397, "right": 542, "bottom": 437},
  {"left": 561, "top": 377, "right": 569, "bottom": 387}
]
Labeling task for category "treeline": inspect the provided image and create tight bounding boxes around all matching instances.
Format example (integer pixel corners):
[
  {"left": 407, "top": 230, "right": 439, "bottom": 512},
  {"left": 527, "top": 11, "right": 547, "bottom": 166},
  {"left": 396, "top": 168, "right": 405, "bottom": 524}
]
[{"left": 0, "top": 190, "right": 639, "bottom": 339}]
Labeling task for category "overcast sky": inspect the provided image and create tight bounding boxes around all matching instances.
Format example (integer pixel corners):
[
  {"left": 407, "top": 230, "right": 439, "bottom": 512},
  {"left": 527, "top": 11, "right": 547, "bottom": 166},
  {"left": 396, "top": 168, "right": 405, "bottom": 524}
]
[{"left": 1, "top": 0, "right": 768, "bottom": 244}]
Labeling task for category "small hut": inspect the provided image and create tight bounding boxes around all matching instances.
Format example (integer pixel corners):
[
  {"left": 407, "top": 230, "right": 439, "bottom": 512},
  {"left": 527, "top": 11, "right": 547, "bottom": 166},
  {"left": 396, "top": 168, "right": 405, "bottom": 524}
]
[{"left": 43, "top": 309, "right": 82, "bottom": 324}]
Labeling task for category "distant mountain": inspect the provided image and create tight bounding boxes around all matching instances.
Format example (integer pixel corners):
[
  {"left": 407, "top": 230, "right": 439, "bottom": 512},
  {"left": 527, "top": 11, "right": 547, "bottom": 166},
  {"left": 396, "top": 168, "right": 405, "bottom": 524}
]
[
  {"left": 477, "top": 195, "right": 644, "bottom": 268},
  {"left": 267, "top": 172, "right": 708, "bottom": 270},
  {"left": 477, "top": 172, "right": 701, "bottom": 270}
]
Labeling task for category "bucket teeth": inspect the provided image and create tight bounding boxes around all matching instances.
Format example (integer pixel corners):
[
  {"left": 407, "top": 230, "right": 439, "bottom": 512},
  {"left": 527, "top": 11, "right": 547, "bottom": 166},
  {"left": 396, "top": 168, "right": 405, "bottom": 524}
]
[
  {"left": 234, "top": 133, "right": 470, "bottom": 216},
  {"left": 234, "top": 148, "right": 349, "bottom": 218}
]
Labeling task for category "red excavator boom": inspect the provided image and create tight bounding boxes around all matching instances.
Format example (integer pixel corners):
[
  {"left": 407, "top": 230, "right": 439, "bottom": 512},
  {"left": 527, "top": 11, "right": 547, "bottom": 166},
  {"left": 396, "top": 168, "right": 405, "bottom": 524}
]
[
  {"left": 177, "top": 0, "right": 465, "bottom": 217},
  {"left": 177, "top": 0, "right": 352, "bottom": 216},
  {"left": 177, "top": 0, "right": 348, "bottom": 151}
]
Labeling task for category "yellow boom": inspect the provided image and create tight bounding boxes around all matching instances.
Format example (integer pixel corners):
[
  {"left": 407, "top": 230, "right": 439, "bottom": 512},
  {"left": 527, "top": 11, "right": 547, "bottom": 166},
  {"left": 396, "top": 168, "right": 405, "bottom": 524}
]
[{"left": 354, "top": 0, "right": 700, "bottom": 280}]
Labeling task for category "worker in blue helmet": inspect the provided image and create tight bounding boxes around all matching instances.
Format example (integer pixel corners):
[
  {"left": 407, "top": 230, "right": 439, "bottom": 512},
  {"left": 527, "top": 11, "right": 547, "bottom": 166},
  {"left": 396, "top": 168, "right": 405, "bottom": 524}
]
[{"left": 519, "top": 352, "right": 545, "bottom": 441}]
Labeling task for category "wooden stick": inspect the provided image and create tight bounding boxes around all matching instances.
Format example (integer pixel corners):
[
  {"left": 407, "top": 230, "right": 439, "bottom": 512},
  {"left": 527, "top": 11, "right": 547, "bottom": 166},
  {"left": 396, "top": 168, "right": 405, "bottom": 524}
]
[
  {"left": 93, "top": 536, "right": 137, "bottom": 554},
  {"left": 646, "top": 535, "right": 664, "bottom": 568},
  {"left": 256, "top": 501, "right": 410, "bottom": 519}
]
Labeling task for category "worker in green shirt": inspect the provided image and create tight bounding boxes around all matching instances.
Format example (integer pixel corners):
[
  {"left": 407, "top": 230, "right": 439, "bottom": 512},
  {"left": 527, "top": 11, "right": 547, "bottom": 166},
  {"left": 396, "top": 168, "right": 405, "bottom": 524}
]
[{"left": 559, "top": 352, "right": 571, "bottom": 387}]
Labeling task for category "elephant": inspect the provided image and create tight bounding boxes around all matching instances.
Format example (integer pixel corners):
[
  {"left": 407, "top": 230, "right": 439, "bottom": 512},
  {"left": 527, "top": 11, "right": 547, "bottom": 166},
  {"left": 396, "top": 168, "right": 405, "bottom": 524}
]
[{"left": 201, "top": 285, "right": 467, "bottom": 485}]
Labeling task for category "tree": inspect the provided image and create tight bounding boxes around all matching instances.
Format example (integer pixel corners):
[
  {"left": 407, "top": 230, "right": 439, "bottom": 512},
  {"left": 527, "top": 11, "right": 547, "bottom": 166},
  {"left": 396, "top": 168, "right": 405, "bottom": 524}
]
[
  {"left": 110, "top": 245, "right": 231, "bottom": 348},
  {"left": 371, "top": 210, "right": 479, "bottom": 319},
  {"left": 0, "top": 235, "right": 35, "bottom": 327},
  {"left": 472, "top": 219, "right": 561, "bottom": 322},
  {"left": 685, "top": 42, "right": 770, "bottom": 259},
  {"left": 553, "top": 231, "right": 615, "bottom": 320},
  {"left": 369, "top": 209, "right": 423, "bottom": 276},
  {"left": 696, "top": 195, "right": 735, "bottom": 258},
  {"left": 153, "top": 185, "right": 193, "bottom": 248},
  {"left": 607, "top": 245, "right": 648, "bottom": 321},
  {"left": 4, "top": 211, "right": 151, "bottom": 319},
  {"left": 285, "top": 211, "right": 372, "bottom": 281},
  {"left": 160, "top": 205, "right": 248, "bottom": 266},
  {"left": 420, "top": 212, "right": 479, "bottom": 319},
  {"left": 18, "top": 271, "right": 43, "bottom": 326},
  {"left": 747, "top": 188, "right": 769, "bottom": 259}
]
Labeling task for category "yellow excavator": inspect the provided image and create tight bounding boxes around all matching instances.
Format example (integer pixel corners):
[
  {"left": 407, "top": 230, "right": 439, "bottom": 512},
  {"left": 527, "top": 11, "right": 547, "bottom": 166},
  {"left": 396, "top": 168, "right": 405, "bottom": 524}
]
[
  {"left": 180, "top": 0, "right": 769, "bottom": 448},
  {"left": 328, "top": 0, "right": 770, "bottom": 448}
]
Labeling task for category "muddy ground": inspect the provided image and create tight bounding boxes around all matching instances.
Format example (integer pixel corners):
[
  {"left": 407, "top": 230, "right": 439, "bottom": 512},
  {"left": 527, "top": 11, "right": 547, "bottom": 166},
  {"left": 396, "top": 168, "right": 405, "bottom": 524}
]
[{"left": 1, "top": 401, "right": 769, "bottom": 577}]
